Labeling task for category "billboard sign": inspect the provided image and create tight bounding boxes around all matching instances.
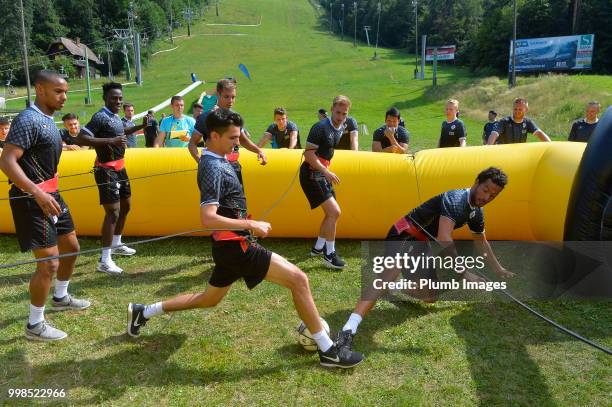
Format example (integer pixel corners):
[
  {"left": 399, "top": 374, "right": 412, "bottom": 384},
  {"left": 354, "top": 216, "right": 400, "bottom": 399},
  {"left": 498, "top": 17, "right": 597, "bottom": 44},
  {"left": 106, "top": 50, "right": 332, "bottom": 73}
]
[
  {"left": 509, "top": 34, "right": 594, "bottom": 72},
  {"left": 426, "top": 45, "right": 456, "bottom": 61}
]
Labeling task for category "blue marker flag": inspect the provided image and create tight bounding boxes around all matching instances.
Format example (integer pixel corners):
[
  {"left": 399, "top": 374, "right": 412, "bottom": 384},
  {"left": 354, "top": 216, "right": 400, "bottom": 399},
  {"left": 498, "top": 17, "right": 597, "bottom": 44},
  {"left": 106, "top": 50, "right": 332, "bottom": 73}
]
[{"left": 238, "top": 63, "right": 252, "bottom": 81}]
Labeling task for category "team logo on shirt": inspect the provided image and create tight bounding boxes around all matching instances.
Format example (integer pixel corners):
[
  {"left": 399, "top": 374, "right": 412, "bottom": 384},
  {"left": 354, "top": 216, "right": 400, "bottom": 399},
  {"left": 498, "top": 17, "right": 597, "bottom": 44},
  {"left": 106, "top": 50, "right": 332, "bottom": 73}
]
[{"left": 451, "top": 125, "right": 456, "bottom": 130}]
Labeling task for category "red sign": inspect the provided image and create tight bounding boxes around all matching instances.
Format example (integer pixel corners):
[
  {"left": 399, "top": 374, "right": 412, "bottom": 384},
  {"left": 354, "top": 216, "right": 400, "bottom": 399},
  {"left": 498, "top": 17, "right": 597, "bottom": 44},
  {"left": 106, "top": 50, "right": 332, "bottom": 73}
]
[{"left": 425, "top": 45, "right": 456, "bottom": 61}]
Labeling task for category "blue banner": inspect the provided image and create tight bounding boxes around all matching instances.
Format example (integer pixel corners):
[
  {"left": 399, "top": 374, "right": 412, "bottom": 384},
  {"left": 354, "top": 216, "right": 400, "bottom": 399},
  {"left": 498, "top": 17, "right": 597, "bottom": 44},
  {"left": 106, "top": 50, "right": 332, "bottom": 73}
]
[{"left": 509, "top": 34, "right": 594, "bottom": 72}]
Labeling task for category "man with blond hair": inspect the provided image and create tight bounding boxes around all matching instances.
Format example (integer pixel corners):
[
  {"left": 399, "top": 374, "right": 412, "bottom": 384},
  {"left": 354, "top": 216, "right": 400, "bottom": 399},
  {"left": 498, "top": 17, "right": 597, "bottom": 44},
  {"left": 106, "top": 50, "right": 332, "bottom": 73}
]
[
  {"left": 438, "top": 99, "right": 467, "bottom": 148},
  {"left": 568, "top": 101, "right": 601, "bottom": 142},
  {"left": 300, "top": 95, "right": 351, "bottom": 269},
  {"left": 487, "top": 98, "right": 550, "bottom": 144}
]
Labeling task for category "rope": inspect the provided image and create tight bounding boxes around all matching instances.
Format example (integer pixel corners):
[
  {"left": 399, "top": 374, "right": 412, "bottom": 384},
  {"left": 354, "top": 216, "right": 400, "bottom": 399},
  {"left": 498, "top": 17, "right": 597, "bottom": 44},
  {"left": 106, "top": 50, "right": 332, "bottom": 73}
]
[
  {"left": 0, "top": 168, "right": 197, "bottom": 201},
  {"left": 0, "top": 227, "right": 245, "bottom": 270},
  {"left": 405, "top": 211, "right": 612, "bottom": 356}
]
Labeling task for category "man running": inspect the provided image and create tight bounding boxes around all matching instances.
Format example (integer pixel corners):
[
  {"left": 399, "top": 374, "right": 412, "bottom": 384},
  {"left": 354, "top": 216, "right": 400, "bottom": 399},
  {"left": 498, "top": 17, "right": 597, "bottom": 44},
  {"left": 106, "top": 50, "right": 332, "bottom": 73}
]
[
  {"left": 487, "top": 98, "right": 551, "bottom": 144},
  {"left": 257, "top": 107, "right": 301, "bottom": 149},
  {"left": 76, "top": 82, "right": 147, "bottom": 275},
  {"left": 126, "top": 109, "right": 364, "bottom": 369},
  {"left": 0, "top": 70, "right": 90, "bottom": 341},
  {"left": 568, "top": 101, "right": 600, "bottom": 142},
  {"left": 300, "top": 95, "right": 351, "bottom": 269},
  {"left": 438, "top": 99, "right": 467, "bottom": 148},
  {"left": 189, "top": 79, "right": 267, "bottom": 184},
  {"left": 336, "top": 167, "right": 514, "bottom": 350}
]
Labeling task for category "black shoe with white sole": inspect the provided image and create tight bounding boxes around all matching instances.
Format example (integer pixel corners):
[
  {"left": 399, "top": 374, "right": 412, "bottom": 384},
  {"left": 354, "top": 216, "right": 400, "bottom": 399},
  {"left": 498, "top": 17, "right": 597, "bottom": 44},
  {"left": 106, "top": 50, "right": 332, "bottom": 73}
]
[
  {"left": 323, "top": 252, "right": 346, "bottom": 269},
  {"left": 127, "top": 303, "right": 148, "bottom": 337},
  {"left": 319, "top": 344, "right": 364, "bottom": 368}
]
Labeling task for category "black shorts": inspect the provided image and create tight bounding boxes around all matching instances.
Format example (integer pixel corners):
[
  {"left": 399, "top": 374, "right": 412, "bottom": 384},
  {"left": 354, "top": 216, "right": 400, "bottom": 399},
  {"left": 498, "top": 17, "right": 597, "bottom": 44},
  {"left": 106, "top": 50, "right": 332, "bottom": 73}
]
[
  {"left": 9, "top": 188, "right": 75, "bottom": 252},
  {"left": 299, "top": 163, "right": 335, "bottom": 209},
  {"left": 94, "top": 167, "right": 131, "bottom": 205},
  {"left": 209, "top": 240, "right": 272, "bottom": 289},
  {"left": 144, "top": 132, "right": 157, "bottom": 148},
  {"left": 384, "top": 225, "right": 437, "bottom": 282}
]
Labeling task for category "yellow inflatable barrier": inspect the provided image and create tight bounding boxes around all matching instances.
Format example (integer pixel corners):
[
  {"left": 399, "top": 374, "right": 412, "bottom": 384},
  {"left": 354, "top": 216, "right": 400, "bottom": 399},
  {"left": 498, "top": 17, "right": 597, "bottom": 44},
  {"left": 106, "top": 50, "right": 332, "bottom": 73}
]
[{"left": 0, "top": 142, "right": 584, "bottom": 240}]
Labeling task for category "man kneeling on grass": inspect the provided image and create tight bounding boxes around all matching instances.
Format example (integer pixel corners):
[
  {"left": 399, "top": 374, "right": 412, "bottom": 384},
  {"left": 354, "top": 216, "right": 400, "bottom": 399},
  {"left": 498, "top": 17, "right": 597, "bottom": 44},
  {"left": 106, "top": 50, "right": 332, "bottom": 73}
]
[{"left": 126, "top": 109, "right": 364, "bottom": 369}]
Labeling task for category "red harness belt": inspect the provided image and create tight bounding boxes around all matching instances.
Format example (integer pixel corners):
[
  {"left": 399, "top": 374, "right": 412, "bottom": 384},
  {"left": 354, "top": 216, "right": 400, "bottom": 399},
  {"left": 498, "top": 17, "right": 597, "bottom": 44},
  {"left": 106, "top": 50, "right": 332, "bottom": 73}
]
[
  {"left": 226, "top": 151, "right": 240, "bottom": 162},
  {"left": 309, "top": 156, "right": 330, "bottom": 170},
  {"left": 212, "top": 215, "right": 252, "bottom": 251},
  {"left": 36, "top": 173, "right": 59, "bottom": 193},
  {"left": 393, "top": 217, "right": 429, "bottom": 241},
  {"left": 95, "top": 158, "right": 125, "bottom": 171}
]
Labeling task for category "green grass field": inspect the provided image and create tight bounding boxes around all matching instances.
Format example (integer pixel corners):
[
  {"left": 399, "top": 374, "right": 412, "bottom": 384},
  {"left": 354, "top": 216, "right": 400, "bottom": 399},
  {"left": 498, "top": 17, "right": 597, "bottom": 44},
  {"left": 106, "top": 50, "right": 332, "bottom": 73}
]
[
  {"left": 1, "top": 0, "right": 611, "bottom": 405},
  {"left": 4, "top": 0, "right": 611, "bottom": 150}
]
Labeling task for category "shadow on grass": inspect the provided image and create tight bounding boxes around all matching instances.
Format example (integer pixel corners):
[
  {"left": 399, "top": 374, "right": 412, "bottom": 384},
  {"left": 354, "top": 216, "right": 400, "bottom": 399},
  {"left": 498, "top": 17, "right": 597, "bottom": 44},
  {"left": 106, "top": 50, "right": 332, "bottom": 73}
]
[
  {"left": 450, "top": 303, "right": 560, "bottom": 406},
  {"left": 325, "top": 300, "right": 446, "bottom": 356},
  {"left": 0, "top": 258, "right": 212, "bottom": 305},
  {"left": 1, "top": 333, "right": 318, "bottom": 405}
]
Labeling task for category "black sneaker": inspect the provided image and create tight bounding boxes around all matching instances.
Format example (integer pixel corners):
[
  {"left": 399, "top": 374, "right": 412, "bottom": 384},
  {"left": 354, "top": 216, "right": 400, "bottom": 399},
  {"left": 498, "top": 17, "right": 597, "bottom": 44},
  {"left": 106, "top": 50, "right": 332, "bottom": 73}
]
[
  {"left": 336, "top": 329, "right": 354, "bottom": 351},
  {"left": 319, "top": 344, "right": 364, "bottom": 368},
  {"left": 323, "top": 252, "right": 346, "bottom": 269},
  {"left": 127, "top": 303, "right": 148, "bottom": 337},
  {"left": 310, "top": 246, "right": 324, "bottom": 256}
]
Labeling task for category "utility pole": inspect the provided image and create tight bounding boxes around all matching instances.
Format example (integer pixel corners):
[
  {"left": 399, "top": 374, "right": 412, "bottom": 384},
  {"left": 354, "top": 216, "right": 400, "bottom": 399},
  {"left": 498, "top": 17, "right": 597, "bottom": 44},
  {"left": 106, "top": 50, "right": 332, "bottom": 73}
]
[
  {"left": 134, "top": 32, "right": 142, "bottom": 85},
  {"left": 364, "top": 26, "right": 371, "bottom": 47},
  {"left": 373, "top": 2, "right": 381, "bottom": 59},
  {"left": 127, "top": 1, "right": 142, "bottom": 85},
  {"left": 510, "top": 0, "right": 517, "bottom": 88},
  {"left": 106, "top": 41, "right": 113, "bottom": 80},
  {"left": 122, "top": 42, "right": 131, "bottom": 81},
  {"left": 183, "top": 0, "right": 194, "bottom": 37},
  {"left": 572, "top": 0, "right": 581, "bottom": 34},
  {"left": 18, "top": 0, "right": 31, "bottom": 107},
  {"left": 329, "top": 2, "right": 333, "bottom": 33},
  {"left": 169, "top": 2, "right": 174, "bottom": 44},
  {"left": 414, "top": 0, "right": 419, "bottom": 78},
  {"left": 84, "top": 47, "right": 92, "bottom": 104},
  {"left": 432, "top": 47, "right": 438, "bottom": 87},
  {"left": 353, "top": 2, "right": 357, "bottom": 47},
  {"left": 128, "top": 2, "right": 136, "bottom": 60},
  {"left": 420, "top": 35, "right": 426, "bottom": 79},
  {"left": 341, "top": 3, "right": 345, "bottom": 40}
]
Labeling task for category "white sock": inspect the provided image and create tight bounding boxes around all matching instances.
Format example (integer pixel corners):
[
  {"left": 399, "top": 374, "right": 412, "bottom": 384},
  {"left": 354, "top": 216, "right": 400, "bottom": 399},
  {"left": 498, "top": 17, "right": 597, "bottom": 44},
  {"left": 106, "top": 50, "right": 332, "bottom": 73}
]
[
  {"left": 112, "top": 235, "right": 122, "bottom": 247},
  {"left": 28, "top": 304, "right": 45, "bottom": 326},
  {"left": 311, "top": 329, "right": 333, "bottom": 352},
  {"left": 342, "top": 313, "right": 363, "bottom": 334},
  {"left": 143, "top": 302, "right": 164, "bottom": 319},
  {"left": 314, "top": 237, "right": 326, "bottom": 250},
  {"left": 54, "top": 280, "right": 69, "bottom": 299},
  {"left": 325, "top": 240, "right": 335, "bottom": 255},
  {"left": 101, "top": 248, "right": 112, "bottom": 263}
]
